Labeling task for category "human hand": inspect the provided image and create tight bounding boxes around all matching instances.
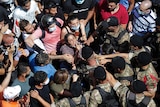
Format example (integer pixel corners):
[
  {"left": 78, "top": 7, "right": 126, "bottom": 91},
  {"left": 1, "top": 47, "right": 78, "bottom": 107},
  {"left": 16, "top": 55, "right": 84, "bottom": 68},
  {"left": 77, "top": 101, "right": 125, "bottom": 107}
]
[
  {"left": 72, "top": 74, "right": 79, "bottom": 82},
  {"left": 30, "top": 90, "right": 39, "bottom": 99},
  {"left": 63, "top": 54, "right": 74, "bottom": 64},
  {"left": 127, "top": 21, "right": 133, "bottom": 32},
  {"left": 0, "top": 24, "right": 8, "bottom": 34}
]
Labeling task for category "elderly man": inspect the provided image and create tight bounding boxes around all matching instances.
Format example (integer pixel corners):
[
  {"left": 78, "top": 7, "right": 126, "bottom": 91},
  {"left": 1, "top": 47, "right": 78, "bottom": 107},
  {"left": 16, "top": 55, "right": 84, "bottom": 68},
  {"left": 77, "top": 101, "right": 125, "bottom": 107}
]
[{"left": 128, "top": 0, "right": 156, "bottom": 37}]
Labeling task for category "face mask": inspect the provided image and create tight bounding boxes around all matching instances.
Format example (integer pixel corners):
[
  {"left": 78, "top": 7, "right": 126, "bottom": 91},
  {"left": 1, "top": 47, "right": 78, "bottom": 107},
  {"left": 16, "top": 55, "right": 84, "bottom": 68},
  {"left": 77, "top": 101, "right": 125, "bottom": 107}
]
[
  {"left": 75, "top": 0, "right": 85, "bottom": 4},
  {"left": 48, "top": 26, "right": 56, "bottom": 32},
  {"left": 43, "top": 78, "right": 50, "bottom": 85},
  {"left": 71, "top": 24, "right": 80, "bottom": 31},
  {"left": 138, "top": 9, "right": 145, "bottom": 16}
]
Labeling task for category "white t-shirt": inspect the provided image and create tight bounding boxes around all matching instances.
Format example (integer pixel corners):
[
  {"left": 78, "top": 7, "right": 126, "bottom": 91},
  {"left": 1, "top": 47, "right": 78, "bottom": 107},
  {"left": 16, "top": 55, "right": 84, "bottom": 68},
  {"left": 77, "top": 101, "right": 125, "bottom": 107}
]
[{"left": 13, "top": 0, "right": 40, "bottom": 37}]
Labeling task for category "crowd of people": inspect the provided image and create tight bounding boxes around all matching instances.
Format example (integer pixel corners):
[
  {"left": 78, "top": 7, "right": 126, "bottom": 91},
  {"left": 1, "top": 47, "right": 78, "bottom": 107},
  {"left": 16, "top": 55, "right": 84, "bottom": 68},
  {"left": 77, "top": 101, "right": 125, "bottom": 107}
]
[{"left": 0, "top": 0, "right": 160, "bottom": 106}]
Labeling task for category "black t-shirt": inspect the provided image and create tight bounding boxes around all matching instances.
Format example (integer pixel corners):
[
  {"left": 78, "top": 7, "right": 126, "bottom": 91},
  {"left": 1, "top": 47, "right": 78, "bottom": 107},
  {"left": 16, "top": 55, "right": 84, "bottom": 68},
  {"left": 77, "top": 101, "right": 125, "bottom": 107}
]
[
  {"left": 30, "top": 85, "right": 51, "bottom": 107},
  {"left": 62, "top": 0, "right": 96, "bottom": 19}
]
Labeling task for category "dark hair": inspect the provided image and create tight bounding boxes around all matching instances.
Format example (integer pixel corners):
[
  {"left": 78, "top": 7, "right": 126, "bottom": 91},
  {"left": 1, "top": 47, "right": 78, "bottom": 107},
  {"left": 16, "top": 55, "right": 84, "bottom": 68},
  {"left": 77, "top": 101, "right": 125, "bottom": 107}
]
[
  {"left": 34, "top": 71, "right": 47, "bottom": 85},
  {"left": 35, "top": 53, "right": 49, "bottom": 66},
  {"left": 17, "top": 0, "right": 31, "bottom": 7},
  {"left": 53, "top": 69, "right": 69, "bottom": 84},
  {"left": 102, "top": 43, "right": 114, "bottom": 55},
  {"left": 19, "top": 19, "right": 29, "bottom": 31},
  {"left": 64, "top": 33, "right": 75, "bottom": 44},
  {"left": 118, "top": 41, "right": 130, "bottom": 53},
  {"left": 17, "top": 62, "right": 29, "bottom": 76},
  {"left": 67, "top": 14, "right": 78, "bottom": 24},
  {"left": 108, "top": 0, "right": 120, "bottom": 4}
]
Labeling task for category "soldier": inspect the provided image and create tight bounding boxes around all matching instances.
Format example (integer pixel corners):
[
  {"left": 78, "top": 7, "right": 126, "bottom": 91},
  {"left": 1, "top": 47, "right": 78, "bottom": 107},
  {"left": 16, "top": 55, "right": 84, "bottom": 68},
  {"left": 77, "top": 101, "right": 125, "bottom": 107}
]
[
  {"left": 111, "top": 56, "right": 134, "bottom": 86},
  {"left": 136, "top": 52, "right": 159, "bottom": 98},
  {"left": 89, "top": 66, "right": 119, "bottom": 107},
  {"left": 107, "top": 71, "right": 157, "bottom": 107}
]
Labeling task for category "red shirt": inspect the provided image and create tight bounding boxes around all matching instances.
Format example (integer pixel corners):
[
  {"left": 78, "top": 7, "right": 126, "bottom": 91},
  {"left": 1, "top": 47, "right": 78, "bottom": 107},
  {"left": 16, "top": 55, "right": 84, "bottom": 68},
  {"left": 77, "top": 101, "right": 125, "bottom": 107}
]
[{"left": 98, "top": 0, "right": 129, "bottom": 25}]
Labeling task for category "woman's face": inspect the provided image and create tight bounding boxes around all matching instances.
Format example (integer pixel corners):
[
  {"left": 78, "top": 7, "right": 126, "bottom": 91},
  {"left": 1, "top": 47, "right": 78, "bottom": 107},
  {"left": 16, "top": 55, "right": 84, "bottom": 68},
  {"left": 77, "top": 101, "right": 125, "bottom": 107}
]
[{"left": 67, "top": 34, "right": 77, "bottom": 47}]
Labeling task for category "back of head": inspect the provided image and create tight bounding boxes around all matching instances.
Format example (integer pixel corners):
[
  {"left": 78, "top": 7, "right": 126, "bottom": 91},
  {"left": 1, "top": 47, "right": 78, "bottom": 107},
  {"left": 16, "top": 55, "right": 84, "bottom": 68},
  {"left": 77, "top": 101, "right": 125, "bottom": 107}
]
[
  {"left": 94, "top": 66, "right": 106, "bottom": 81},
  {"left": 131, "top": 80, "right": 147, "bottom": 93},
  {"left": 137, "top": 52, "right": 152, "bottom": 67},
  {"left": 53, "top": 69, "right": 69, "bottom": 84},
  {"left": 81, "top": 46, "right": 94, "bottom": 60},
  {"left": 70, "top": 82, "right": 82, "bottom": 97},
  {"left": 34, "top": 71, "right": 47, "bottom": 85},
  {"left": 17, "top": 0, "right": 31, "bottom": 7},
  {"left": 112, "top": 56, "right": 125, "bottom": 70},
  {"left": 35, "top": 53, "right": 49, "bottom": 66},
  {"left": 17, "top": 61, "right": 29, "bottom": 76},
  {"left": 130, "top": 35, "right": 144, "bottom": 48},
  {"left": 108, "top": 0, "right": 120, "bottom": 4}
]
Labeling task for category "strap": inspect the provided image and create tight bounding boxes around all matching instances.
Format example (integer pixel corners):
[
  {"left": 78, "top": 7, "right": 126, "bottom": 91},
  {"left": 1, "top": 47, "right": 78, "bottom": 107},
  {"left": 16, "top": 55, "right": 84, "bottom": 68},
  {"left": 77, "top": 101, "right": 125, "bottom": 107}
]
[
  {"left": 128, "top": 92, "right": 136, "bottom": 101},
  {"left": 68, "top": 98, "right": 76, "bottom": 107},
  {"left": 56, "top": 20, "right": 62, "bottom": 28},
  {"left": 141, "top": 96, "right": 150, "bottom": 106},
  {"left": 79, "top": 95, "right": 86, "bottom": 106},
  {"left": 115, "top": 30, "right": 127, "bottom": 41},
  {"left": 118, "top": 76, "right": 133, "bottom": 82}
]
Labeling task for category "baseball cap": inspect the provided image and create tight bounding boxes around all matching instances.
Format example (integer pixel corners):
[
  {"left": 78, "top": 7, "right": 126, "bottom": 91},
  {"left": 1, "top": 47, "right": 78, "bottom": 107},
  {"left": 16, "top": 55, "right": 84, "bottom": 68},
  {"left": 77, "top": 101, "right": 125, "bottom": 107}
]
[
  {"left": 112, "top": 56, "right": 125, "bottom": 70},
  {"left": 132, "top": 80, "right": 147, "bottom": 93},
  {"left": 94, "top": 66, "right": 106, "bottom": 80},
  {"left": 107, "top": 16, "right": 119, "bottom": 27},
  {"left": 130, "top": 35, "right": 144, "bottom": 47},
  {"left": 137, "top": 52, "right": 152, "bottom": 66},
  {"left": 81, "top": 46, "right": 93, "bottom": 60},
  {"left": 3, "top": 85, "right": 21, "bottom": 100}
]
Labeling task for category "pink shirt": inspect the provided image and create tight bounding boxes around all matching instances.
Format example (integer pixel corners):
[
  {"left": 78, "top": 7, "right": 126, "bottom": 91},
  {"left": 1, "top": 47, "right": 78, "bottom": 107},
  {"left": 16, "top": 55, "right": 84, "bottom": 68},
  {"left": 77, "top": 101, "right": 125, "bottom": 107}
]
[
  {"left": 33, "top": 18, "right": 64, "bottom": 53},
  {"left": 98, "top": 0, "right": 129, "bottom": 25}
]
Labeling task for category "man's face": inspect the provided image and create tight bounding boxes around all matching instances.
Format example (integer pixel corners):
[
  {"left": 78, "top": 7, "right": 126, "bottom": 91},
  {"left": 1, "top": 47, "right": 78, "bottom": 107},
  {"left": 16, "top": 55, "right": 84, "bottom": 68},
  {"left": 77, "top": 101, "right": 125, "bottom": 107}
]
[
  {"left": 24, "top": 23, "right": 34, "bottom": 33},
  {"left": 23, "top": 1, "right": 31, "bottom": 11},
  {"left": 2, "top": 34, "right": 14, "bottom": 47},
  {"left": 108, "top": 2, "right": 117, "bottom": 11},
  {"left": 49, "top": 7, "right": 57, "bottom": 16}
]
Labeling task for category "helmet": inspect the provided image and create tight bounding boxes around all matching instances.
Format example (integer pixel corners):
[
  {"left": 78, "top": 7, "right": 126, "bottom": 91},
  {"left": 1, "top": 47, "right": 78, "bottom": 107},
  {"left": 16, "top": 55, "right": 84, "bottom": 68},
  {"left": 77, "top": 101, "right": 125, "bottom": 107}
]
[
  {"left": 41, "top": 14, "right": 56, "bottom": 28},
  {"left": 75, "top": 0, "right": 85, "bottom": 4},
  {"left": 0, "top": 0, "right": 13, "bottom": 4}
]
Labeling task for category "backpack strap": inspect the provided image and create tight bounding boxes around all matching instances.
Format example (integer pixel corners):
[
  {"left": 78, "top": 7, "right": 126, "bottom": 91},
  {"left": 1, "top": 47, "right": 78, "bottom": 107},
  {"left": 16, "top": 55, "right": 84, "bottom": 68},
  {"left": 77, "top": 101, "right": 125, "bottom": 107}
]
[
  {"left": 55, "top": 20, "right": 62, "bottom": 28},
  {"left": 141, "top": 96, "right": 150, "bottom": 106},
  {"left": 78, "top": 95, "right": 87, "bottom": 107},
  {"left": 68, "top": 98, "right": 77, "bottom": 107},
  {"left": 115, "top": 30, "right": 127, "bottom": 41}
]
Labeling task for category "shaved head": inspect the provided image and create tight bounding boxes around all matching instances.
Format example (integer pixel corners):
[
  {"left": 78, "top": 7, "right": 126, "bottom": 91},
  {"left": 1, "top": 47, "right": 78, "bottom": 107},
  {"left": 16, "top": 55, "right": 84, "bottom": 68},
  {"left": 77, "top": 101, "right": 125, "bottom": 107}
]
[{"left": 140, "top": 0, "right": 152, "bottom": 10}]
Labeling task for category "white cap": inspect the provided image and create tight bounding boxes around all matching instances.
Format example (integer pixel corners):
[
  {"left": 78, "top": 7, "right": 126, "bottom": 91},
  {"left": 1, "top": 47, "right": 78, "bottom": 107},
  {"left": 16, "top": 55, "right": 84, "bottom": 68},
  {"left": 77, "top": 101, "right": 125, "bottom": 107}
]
[{"left": 3, "top": 85, "right": 21, "bottom": 100}]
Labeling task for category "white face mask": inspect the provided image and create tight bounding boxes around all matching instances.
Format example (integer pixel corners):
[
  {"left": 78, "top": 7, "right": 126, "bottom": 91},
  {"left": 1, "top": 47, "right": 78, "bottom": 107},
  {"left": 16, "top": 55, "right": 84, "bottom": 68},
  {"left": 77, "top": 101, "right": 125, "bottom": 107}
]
[
  {"left": 43, "top": 78, "right": 50, "bottom": 85},
  {"left": 48, "top": 26, "right": 56, "bottom": 32},
  {"left": 75, "top": 0, "right": 85, "bottom": 4},
  {"left": 71, "top": 24, "right": 80, "bottom": 31},
  {"left": 138, "top": 9, "right": 146, "bottom": 16}
]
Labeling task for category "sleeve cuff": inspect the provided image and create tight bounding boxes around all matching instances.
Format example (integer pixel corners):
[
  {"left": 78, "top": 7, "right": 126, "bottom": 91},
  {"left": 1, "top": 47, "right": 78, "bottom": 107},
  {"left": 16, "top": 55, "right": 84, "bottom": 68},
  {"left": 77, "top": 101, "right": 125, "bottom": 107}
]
[{"left": 113, "top": 81, "right": 121, "bottom": 91}]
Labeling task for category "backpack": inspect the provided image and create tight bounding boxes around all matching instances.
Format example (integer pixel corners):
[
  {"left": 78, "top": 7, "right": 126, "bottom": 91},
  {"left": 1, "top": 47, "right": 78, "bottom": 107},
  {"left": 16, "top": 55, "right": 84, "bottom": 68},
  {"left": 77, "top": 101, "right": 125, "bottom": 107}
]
[
  {"left": 96, "top": 87, "right": 119, "bottom": 107},
  {"left": 68, "top": 95, "right": 87, "bottom": 107},
  {"left": 126, "top": 91, "right": 150, "bottom": 107},
  {"left": 102, "top": 30, "right": 127, "bottom": 51}
]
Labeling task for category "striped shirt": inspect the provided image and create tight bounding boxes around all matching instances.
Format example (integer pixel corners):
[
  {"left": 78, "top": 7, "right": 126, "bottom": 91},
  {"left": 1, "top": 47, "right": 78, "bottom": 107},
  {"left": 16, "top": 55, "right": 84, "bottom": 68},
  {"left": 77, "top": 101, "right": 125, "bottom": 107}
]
[{"left": 131, "top": 2, "right": 156, "bottom": 36}]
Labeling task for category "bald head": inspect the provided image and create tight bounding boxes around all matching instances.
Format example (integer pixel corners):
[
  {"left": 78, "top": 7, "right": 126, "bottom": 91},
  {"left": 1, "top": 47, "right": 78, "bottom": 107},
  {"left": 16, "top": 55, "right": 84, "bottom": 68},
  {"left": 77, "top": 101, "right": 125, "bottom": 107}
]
[{"left": 140, "top": 0, "right": 152, "bottom": 10}]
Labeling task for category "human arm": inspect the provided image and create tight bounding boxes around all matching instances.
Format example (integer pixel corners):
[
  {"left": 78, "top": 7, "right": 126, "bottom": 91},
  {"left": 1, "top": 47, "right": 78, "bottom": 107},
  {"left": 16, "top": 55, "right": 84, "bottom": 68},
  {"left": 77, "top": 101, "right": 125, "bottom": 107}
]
[
  {"left": 80, "top": 7, "right": 95, "bottom": 26},
  {"left": 96, "top": 53, "right": 129, "bottom": 60},
  {"left": 0, "top": 46, "right": 15, "bottom": 92},
  {"left": 128, "top": 0, "right": 135, "bottom": 14},
  {"left": 49, "top": 54, "right": 74, "bottom": 64},
  {"left": 30, "top": 90, "right": 51, "bottom": 107}
]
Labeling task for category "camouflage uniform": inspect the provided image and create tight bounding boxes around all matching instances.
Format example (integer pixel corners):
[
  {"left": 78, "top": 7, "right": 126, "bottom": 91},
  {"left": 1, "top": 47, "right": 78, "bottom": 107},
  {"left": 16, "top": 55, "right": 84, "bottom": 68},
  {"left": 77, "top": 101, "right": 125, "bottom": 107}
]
[
  {"left": 137, "top": 63, "right": 159, "bottom": 92},
  {"left": 128, "top": 46, "right": 151, "bottom": 60},
  {"left": 107, "top": 26, "right": 130, "bottom": 44},
  {"left": 55, "top": 91, "right": 90, "bottom": 107},
  {"left": 89, "top": 82, "right": 113, "bottom": 107},
  {"left": 113, "top": 81, "right": 156, "bottom": 107},
  {"left": 114, "top": 64, "right": 134, "bottom": 86}
]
